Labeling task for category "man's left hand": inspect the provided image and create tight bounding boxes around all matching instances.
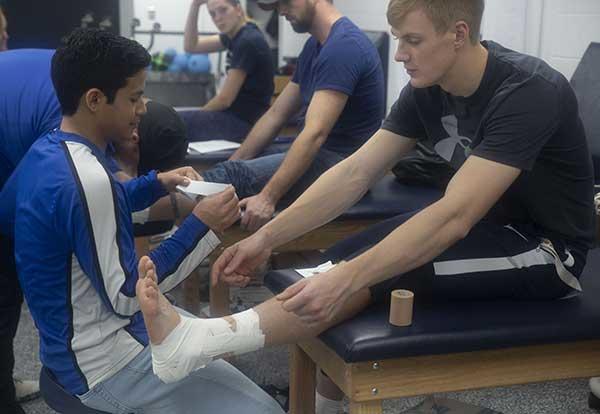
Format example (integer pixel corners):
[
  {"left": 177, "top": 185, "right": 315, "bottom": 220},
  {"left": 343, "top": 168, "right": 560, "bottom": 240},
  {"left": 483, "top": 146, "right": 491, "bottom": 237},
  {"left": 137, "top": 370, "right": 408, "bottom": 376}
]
[
  {"left": 276, "top": 267, "right": 354, "bottom": 326},
  {"left": 157, "top": 167, "right": 201, "bottom": 193},
  {"left": 239, "top": 193, "right": 276, "bottom": 232}
]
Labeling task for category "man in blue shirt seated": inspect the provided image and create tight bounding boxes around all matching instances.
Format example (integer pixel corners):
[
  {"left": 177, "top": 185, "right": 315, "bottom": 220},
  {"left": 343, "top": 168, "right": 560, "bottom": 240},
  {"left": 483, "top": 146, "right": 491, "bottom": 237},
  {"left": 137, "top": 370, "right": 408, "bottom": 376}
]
[
  {"left": 0, "top": 28, "right": 284, "bottom": 413},
  {"left": 200, "top": 0, "right": 386, "bottom": 231}
]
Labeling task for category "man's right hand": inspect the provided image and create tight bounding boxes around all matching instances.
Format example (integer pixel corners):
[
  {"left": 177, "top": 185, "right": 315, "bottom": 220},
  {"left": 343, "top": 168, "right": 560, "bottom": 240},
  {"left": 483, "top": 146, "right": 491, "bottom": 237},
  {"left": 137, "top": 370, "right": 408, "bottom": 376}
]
[
  {"left": 192, "top": 186, "right": 241, "bottom": 233},
  {"left": 211, "top": 234, "right": 272, "bottom": 287}
]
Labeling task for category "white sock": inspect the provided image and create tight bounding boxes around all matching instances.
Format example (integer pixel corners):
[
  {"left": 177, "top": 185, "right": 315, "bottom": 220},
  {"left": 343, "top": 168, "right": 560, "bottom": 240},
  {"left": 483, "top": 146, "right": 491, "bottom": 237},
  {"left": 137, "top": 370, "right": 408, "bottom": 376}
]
[
  {"left": 591, "top": 377, "right": 600, "bottom": 397},
  {"left": 151, "top": 312, "right": 265, "bottom": 383},
  {"left": 316, "top": 391, "right": 343, "bottom": 414}
]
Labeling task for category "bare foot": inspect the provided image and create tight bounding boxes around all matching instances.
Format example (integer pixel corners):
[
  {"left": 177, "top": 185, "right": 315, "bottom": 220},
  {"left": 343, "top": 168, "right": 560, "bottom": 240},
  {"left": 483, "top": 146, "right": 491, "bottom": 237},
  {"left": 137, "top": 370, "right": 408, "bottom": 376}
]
[{"left": 136, "top": 256, "right": 181, "bottom": 345}]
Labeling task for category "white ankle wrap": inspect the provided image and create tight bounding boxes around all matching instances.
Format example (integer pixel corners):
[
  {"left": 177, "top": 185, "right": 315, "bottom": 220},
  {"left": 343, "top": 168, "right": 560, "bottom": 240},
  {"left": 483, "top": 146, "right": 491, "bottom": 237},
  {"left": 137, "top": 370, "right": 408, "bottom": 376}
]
[
  {"left": 230, "top": 308, "right": 263, "bottom": 336},
  {"left": 151, "top": 314, "right": 265, "bottom": 384}
]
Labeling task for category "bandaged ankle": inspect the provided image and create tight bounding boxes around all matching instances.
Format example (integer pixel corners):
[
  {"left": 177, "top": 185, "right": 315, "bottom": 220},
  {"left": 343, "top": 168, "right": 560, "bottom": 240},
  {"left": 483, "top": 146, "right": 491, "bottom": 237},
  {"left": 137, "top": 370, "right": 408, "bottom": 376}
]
[
  {"left": 151, "top": 315, "right": 265, "bottom": 383},
  {"left": 230, "top": 308, "right": 263, "bottom": 337}
]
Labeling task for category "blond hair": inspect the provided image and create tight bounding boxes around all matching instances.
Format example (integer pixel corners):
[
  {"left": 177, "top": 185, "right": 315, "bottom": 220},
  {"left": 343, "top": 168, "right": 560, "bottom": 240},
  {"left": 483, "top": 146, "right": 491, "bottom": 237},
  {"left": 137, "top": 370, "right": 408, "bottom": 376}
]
[{"left": 387, "top": 0, "right": 484, "bottom": 44}]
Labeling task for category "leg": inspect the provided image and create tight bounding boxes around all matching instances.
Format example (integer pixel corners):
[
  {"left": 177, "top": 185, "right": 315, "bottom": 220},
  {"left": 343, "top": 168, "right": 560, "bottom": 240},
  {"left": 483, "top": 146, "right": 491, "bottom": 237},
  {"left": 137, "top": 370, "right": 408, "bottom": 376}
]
[
  {"left": 136, "top": 256, "right": 371, "bottom": 381},
  {"left": 591, "top": 377, "right": 600, "bottom": 410},
  {"left": 0, "top": 237, "right": 25, "bottom": 414},
  {"left": 137, "top": 255, "right": 371, "bottom": 346},
  {"left": 0, "top": 321, "right": 24, "bottom": 414},
  {"left": 200, "top": 147, "right": 344, "bottom": 202},
  {"left": 369, "top": 221, "right": 580, "bottom": 304},
  {"left": 79, "top": 346, "right": 285, "bottom": 414},
  {"left": 252, "top": 288, "right": 370, "bottom": 346},
  {"left": 201, "top": 152, "right": 286, "bottom": 199}
]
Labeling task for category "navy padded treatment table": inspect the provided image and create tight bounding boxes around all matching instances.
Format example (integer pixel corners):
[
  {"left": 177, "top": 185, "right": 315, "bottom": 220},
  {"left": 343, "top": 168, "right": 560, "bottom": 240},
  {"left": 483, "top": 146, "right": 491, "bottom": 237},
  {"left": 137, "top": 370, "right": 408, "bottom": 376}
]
[{"left": 264, "top": 249, "right": 600, "bottom": 414}]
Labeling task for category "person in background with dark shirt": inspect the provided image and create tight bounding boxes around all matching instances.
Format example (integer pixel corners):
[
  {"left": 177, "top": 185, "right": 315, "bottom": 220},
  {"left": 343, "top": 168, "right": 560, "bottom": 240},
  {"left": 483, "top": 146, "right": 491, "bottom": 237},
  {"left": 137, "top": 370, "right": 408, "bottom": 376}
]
[
  {"left": 200, "top": 0, "right": 385, "bottom": 232},
  {"left": 182, "top": 0, "right": 274, "bottom": 142}
]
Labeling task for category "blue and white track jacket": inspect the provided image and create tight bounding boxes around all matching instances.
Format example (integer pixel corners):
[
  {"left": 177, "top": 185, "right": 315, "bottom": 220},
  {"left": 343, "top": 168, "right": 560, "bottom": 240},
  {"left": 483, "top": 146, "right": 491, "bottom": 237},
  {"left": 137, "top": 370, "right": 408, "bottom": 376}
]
[{"left": 4, "top": 131, "right": 220, "bottom": 395}]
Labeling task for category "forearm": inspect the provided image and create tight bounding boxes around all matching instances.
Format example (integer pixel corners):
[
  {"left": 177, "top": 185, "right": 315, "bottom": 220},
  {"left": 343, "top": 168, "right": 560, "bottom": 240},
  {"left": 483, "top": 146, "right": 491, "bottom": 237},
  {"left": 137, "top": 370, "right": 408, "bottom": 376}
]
[
  {"left": 124, "top": 171, "right": 169, "bottom": 212},
  {"left": 261, "top": 133, "right": 325, "bottom": 204},
  {"left": 230, "top": 109, "right": 287, "bottom": 160},
  {"left": 150, "top": 214, "right": 221, "bottom": 292},
  {"left": 260, "top": 157, "right": 372, "bottom": 248},
  {"left": 346, "top": 199, "right": 468, "bottom": 292},
  {"left": 184, "top": 2, "right": 201, "bottom": 53}
]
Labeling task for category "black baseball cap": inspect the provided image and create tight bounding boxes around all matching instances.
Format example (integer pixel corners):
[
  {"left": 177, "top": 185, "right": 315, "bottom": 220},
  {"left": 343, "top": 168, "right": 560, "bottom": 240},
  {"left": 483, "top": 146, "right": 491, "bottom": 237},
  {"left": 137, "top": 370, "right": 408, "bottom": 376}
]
[{"left": 137, "top": 101, "right": 188, "bottom": 175}]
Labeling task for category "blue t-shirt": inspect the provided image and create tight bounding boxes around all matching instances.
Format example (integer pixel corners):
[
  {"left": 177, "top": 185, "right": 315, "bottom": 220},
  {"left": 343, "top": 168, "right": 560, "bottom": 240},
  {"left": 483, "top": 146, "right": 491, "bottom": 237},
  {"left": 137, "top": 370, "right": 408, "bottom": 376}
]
[
  {"left": 0, "top": 49, "right": 62, "bottom": 189},
  {"left": 292, "top": 17, "right": 385, "bottom": 155},
  {"left": 219, "top": 22, "right": 274, "bottom": 124}
]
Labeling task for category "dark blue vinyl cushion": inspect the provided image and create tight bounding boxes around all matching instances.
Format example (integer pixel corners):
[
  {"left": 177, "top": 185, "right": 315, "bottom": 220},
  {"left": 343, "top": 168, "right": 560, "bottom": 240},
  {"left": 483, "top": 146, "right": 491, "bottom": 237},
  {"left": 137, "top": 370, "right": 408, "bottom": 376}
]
[
  {"left": 39, "top": 367, "right": 110, "bottom": 414},
  {"left": 265, "top": 249, "right": 600, "bottom": 363}
]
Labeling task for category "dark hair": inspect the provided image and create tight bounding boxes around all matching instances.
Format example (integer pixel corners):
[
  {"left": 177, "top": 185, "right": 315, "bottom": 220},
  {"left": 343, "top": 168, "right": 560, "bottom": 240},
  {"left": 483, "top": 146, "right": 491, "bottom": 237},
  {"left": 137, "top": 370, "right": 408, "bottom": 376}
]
[{"left": 51, "top": 28, "right": 151, "bottom": 116}]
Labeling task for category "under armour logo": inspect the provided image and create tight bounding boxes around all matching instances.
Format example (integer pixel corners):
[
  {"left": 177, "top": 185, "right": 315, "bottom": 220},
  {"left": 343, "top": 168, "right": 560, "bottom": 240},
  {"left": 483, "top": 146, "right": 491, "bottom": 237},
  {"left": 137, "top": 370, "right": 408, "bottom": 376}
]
[{"left": 434, "top": 115, "right": 472, "bottom": 163}]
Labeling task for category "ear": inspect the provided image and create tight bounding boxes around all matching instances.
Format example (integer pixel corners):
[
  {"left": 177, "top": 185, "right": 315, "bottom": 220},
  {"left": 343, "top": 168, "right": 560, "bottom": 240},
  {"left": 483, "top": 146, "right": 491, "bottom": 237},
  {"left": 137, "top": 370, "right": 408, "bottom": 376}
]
[
  {"left": 131, "top": 128, "right": 140, "bottom": 144},
  {"left": 83, "top": 88, "right": 106, "bottom": 113},
  {"left": 454, "top": 20, "right": 470, "bottom": 49}
]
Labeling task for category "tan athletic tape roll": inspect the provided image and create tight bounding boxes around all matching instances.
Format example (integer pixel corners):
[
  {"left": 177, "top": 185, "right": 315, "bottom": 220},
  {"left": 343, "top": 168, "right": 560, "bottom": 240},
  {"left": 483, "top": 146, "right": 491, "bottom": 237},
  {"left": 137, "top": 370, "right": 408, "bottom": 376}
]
[{"left": 389, "top": 289, "right": 414, "bottom": 327}]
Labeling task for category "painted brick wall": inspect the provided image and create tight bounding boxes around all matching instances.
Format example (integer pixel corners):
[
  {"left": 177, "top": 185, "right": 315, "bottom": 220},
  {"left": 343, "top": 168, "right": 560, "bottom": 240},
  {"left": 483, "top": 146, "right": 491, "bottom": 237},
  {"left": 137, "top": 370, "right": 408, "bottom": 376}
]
[
  {"left": 339, "top": 0, "right": 600, "bottom": 110},
  {"left": 540, "top": 0, "right": 600, "bottom": 80},
  {"left": 131, "top": 0, "right": 600, "bottom": 109},
  {"left": 338, "top": 0, "right": 532, "bottom": 113}
]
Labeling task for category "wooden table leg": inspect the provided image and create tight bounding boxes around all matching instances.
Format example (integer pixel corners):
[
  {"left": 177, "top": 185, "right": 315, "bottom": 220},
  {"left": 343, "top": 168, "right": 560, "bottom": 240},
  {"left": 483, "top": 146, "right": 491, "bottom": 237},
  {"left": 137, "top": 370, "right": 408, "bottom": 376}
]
[
  {"left": 349, "top": 401, "right": 383, "bottom": 414},
  {"left": 289, "top": 344, "right": 317, "bottom": 414}
]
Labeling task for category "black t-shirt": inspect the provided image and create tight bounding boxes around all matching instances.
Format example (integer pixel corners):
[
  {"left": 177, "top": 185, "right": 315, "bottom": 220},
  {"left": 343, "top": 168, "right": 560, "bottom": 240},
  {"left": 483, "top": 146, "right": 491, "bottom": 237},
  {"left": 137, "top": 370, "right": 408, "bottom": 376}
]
[
  {"left": 220, "top": 22, "right": 274, "bottom": 124},
  {"left": 382, "top": 41, "right": 596, "bottom": 251}
]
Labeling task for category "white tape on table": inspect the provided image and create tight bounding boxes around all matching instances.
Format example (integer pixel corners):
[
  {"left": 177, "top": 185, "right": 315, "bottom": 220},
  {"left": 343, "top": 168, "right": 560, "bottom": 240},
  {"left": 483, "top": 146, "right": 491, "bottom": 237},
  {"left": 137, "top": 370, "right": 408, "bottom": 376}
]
[
  {"left": 295, "top": 261, "right": 336, "bottom": 278},
  {"left": 187, "top": 140, "right": 241, "bottom": 154}
]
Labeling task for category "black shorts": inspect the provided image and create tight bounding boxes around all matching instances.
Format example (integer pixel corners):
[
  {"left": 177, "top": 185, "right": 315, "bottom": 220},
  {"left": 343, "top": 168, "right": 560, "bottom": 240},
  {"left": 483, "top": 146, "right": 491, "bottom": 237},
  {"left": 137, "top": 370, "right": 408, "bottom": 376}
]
[{"left": 322, "top": 211, "right": 585, "bottom": 304}]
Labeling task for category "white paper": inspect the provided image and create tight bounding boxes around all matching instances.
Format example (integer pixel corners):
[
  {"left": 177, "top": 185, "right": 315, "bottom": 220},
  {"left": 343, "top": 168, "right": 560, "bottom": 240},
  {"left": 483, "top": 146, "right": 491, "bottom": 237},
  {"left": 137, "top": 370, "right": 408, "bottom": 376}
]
[
  {"left": 176, "top": 180, "right": 229, "bottom": 199},
  {"left": 188, "top": 140, "right": 241, "bottom": 154},
  {"left": 295, "top": 261, "right": 336, "bottom": 278}
]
